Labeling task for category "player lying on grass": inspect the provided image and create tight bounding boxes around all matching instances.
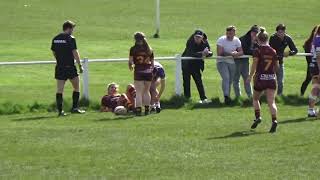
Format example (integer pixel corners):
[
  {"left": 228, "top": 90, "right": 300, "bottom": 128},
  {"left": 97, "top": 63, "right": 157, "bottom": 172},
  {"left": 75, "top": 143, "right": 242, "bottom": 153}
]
[
  {"left": 100, "top": 83, "right": 136, "bottom": 114},
  {"left": 307, "top": 25, "right": 320, "bottom": 117},
  {"left": 51, "top": 20, "right": 85, "bottom": 116},
  {"left": 129, "top": 32, "right": 154, "bottom": 116},
  {"left": 150, "top": 61, "right": 166, "bottom": 113},
  {"left": 246, "top": 27, "right": 279, "bottom": 133}
]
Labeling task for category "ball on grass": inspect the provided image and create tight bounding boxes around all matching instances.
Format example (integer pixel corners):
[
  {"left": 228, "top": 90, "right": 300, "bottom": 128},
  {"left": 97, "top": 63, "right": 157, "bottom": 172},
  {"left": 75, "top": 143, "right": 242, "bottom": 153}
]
[{"left": 114, "top": 106, "right": 127, "bottom": 115}]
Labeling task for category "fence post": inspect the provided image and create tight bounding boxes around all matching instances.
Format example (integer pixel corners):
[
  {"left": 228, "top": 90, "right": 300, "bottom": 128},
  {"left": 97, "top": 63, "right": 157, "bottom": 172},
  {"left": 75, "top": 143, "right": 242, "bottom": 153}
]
[
  {"left": 175, "top": 54, "right": 182, "bottom": 96},
  {"left": 82, "top": 58, "right": 89, "bottom": 101},
  {"left": 153, "top": 0, "right": 160, "bottom": 38}
]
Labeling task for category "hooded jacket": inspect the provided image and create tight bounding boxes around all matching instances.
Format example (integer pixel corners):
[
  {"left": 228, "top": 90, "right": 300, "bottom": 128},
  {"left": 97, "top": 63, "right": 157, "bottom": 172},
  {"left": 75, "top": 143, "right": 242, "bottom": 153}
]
[
  {"left": 182, "top": 30, "right": 212, "bottom": 71},
  {"left": 239, "top": 30, "right": 259, "bottom": 57}
]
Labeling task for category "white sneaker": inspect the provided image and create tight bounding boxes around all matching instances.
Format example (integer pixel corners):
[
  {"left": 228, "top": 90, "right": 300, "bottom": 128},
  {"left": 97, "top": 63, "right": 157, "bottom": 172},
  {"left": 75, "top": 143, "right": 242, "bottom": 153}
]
[
  {"left": 308, "top": 108, "right": 318, "bottom": 117},
  {"left": 199, "top": 99, "right": 211, "bottom": 104}
]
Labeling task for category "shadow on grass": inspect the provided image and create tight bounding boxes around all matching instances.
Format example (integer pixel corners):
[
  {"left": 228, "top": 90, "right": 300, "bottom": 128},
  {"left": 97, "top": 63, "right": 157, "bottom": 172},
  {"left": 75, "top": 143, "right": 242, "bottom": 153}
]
[
  {"left": 190, "top": 94, "right": 308, "bottom": 110},
  {"left": 279, "top": 117, "right": 318, "bottom": 124},
  {"left": 207, "top": 130, "right": 267, "bottom": 140},
  {"left": 0, "top": 94, "right": 311, "bottom": 115},
  {"left": 190, "top": 97, "right": 252, "bottom": 110},
  {"left": 12, "top": 115, "right": 56, "bottom": 121},
  {"left": 95, "top": 115, "right": 135, "bottom": 122},
  {"left": 160, "top": 95, "right": 189, "bottom": 109},
  {"left": 277, "top": 94, "right": 308, "bottom": 106}
]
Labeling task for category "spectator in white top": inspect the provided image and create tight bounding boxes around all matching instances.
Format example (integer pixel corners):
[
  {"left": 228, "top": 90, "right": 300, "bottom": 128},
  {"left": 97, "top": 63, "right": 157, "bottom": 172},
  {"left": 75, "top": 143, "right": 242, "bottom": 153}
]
[{"left": 216, "top": 25, "right": 244, "bottom": 104}]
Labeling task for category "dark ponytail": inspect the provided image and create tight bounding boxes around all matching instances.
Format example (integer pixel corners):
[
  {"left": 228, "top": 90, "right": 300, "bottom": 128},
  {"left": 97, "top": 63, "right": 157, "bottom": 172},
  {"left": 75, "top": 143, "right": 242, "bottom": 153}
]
[{"left": 304, "top": 26, "right": 318, "bottom": 51}]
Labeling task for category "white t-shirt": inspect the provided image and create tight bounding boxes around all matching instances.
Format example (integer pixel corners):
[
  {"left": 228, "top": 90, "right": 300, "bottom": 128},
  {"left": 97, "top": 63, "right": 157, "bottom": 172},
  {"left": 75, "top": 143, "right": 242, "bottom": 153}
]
[{"left": 216, "top": 35, "right": 242, "bottom": 64}]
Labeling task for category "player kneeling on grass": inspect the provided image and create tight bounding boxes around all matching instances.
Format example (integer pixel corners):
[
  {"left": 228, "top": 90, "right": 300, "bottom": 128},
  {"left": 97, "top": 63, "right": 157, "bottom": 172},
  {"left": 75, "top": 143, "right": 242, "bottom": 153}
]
[
  {"left": 150, "top": 61, "right": 166, "bottom": 113},
  {"left": 51, "top": 20, "right": 85, "bottom": 116},
  {"left": 129, "top": 32, "right": 154, "bottom": 116},
  {"left": 100, "top": 83, "right": 136, "bottom": 115},
  {"left": 246, "top": 28, "right": 279, "bottom": 133},
  {"left": 307, "top": 25, "right": 320, "bottom": 117}
]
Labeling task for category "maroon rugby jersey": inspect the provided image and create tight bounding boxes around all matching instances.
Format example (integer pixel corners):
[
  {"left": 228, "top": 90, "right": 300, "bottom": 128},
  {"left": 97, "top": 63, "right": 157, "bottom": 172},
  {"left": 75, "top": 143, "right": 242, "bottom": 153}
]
[
  {"left": 130, "top": 46, "right": 154, "bottom": 73},
  {"left": 253, "top": 45, "right": 278, "bottom": 80},
  {"left": 101, "top": 95, "right": 121, "bottom": 111}
]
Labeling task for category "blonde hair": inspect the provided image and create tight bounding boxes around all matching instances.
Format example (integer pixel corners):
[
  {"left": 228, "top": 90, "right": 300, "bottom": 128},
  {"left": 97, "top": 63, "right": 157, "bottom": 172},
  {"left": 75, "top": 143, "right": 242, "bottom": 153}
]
[{"left": 107, "top": 82, "right": 119, "bottom": 92}]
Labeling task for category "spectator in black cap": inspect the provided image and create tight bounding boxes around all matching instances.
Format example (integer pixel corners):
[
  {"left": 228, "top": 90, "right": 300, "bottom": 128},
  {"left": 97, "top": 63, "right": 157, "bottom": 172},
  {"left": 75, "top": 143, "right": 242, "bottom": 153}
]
[
  {"left": 269, "top": 24, "right": 298, "bottom": 96},
  {"left": 182, "top": 29, "right": 213, "bottom": 103},
  {"left": 234, "top": 25, "right": 260, "bottom": 99}
]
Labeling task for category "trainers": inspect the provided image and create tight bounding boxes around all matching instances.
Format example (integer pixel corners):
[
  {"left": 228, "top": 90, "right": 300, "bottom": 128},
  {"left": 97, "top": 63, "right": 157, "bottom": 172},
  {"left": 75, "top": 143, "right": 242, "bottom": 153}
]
[
  {"left": 269, "top": 121, "right": 278, "bottom": 133},
  {"left": 150, "top": 107, "right": 156, "bottom": 113},
  {"left": 71, "top": 108, "right": 86, "bottom": 114},
  {"left": 224, "top": 96, "right": 231, "bottom": 105},
  {"left": 199, "top": 99, "right": 211, "bottom": 104},
  {"left": 144, "top": 106, "right": 150, "bottom": 116},
  {"left": 156, "top": 107, "right": 161, "bottom": 113},
  {"left": 58, "top": 111, "right": 67, "bottom": 117},
  {"left": 251, "top": 117, "right": 262, "bottom": 129},
  {"left": 308, "top": 108, "right": 318, "bottom": 117},
  {"left": 135, "top": 107, "right": 142, "bottom": 116}
]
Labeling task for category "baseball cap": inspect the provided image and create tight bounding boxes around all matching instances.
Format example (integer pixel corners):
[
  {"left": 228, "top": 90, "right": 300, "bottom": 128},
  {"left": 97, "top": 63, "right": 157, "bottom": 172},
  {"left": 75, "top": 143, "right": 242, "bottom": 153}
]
[
  {"left": 194, "top": 30, "right": 204, "bottom": 37},
  {"left": 250, "top": 25, "right": 260, "bottom": 33}
]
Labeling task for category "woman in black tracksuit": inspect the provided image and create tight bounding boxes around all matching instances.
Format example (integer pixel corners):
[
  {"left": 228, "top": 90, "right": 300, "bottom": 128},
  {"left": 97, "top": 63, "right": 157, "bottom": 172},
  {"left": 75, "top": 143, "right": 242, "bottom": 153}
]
[{"left": 181, "top": 30, "right": 213, "bottom": 102}]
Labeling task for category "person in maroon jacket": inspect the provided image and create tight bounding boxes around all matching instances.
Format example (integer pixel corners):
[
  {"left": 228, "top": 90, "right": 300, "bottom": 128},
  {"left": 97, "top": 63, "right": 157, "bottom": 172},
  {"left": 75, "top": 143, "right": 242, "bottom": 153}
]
[{"left": 247, "top": 27, "right": 279, "bottom": 133}]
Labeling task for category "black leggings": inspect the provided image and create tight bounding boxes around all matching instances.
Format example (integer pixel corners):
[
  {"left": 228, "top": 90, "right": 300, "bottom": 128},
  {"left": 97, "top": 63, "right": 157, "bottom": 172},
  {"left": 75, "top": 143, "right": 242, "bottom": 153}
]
[
  {"left": 182, "top": 66, "right": 207, "bottom": 100},
  {"left": 300, "top": 56, "right": 312, "bottom": 96}
]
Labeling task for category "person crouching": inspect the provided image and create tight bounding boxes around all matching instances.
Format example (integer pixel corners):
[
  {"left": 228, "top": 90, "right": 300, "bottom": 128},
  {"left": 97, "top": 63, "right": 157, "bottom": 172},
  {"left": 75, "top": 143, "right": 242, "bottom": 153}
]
[{"left": 150, "top": 61, "right": 166, "bottom": 113}]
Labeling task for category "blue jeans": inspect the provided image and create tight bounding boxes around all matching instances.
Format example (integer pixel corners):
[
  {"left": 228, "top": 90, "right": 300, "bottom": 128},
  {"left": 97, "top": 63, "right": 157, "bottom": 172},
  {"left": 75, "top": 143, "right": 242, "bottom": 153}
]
[
  {"left": 217, "top": 62, "right": 236, "bottom": 97},
  {"left": 276, "top": 63, "right": 284, "bottom": 95},
  {"left": 233, "top": 59, "right": 252, "bottom": 98}
]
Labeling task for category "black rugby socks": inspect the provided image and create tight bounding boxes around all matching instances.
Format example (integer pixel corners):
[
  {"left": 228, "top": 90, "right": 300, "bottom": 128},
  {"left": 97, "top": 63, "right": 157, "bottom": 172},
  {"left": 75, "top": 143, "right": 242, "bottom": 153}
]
[
  {"left": 255, "top": 109, "right": 261, "bottom": 119},
  {"left": 72, "top": 91, "right": 80, "bottom": 109},
  {"left": 56, "top": 93, "right": 63, "bottom": 112}
]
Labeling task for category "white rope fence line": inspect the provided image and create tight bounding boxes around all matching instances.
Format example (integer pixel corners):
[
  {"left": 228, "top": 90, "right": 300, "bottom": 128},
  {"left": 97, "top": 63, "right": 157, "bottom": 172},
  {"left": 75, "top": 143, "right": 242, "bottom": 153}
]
[
  {"left": 0, "top": 53, "right": 313, "bottom": 100},
  {"left": 0, "top": 53, "right": 312, "bottom": 66}
]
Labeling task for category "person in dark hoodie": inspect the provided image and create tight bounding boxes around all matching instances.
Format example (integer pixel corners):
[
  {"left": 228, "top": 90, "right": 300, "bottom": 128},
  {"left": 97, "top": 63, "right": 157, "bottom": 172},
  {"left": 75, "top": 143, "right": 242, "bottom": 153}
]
[
  {"left": 269, "top": 24, "right": 298, "bottom": 96},
  {"left": 234, "top": 25, "right": 260, "bottom": 99},
  {"left": 182, "top": 30, "right": 213, "bottom": 103}
]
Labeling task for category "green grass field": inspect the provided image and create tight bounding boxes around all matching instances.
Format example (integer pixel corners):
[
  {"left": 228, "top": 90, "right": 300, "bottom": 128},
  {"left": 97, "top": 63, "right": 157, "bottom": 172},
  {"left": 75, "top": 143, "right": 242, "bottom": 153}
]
[{"left": 1, "top": 0, "right": 320, "bottom": 179}]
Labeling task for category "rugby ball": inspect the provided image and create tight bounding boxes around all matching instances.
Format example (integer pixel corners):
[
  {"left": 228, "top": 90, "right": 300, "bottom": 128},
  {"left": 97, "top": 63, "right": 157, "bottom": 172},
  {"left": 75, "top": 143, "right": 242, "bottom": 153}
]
[{"left": 114, "top": 106, "right": 127, "bottom": 115}]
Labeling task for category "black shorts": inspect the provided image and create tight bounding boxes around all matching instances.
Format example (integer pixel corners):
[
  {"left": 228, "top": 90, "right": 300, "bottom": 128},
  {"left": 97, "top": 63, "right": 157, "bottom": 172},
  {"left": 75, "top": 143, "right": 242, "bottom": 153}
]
[
  {"left": 134, "top": 72, "right": 153, "bottom": 81},
  {"left": 55, "top": 66, "right": 78, "bottom": 80}
]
